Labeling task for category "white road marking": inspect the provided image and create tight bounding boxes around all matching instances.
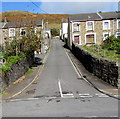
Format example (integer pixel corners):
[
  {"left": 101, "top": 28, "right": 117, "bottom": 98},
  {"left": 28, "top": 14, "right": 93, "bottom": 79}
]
[
  {"left": 7, "top": 98, "right": 40, "bottom": 102},
  {"left": 65, "top": 49, "right": 82, "bottom": 78},
  {"left": 79, "top": 93, "right": 90, "bottom": 96},
  {"left": 63, "top": 93, "right": 74, "bottom": 98},
  {"left": 79, "top": 94, "right": 93, "bottom": 98},
  {"left": 58, "top": 80, "right": 63, "bottom": 98},
  {"left": 95, "top": 93, "right": 109, "bottom": 97}
]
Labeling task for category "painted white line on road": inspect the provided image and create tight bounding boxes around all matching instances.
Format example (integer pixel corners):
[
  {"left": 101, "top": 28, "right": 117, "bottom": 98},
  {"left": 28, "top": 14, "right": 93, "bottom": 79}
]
[
  {"left": 64, "top": 49, "right": 82, "bottom": 78},
  {"left": 79, "top": 94, "right": 93, "bottom": 98},
  {"left": 63, "top": 93, "right": 74, "bottom": 98},
  {"left": 58, "top": 80, "right": 63, "bottom": 98},
  {"left": 79, "top": 93, "right": 90, "bottom": 96},
  {"left": 95, "top": 93, "right": 109, "bottom": 97},
  {"left": 80, "top": 95, "right": 93, "bottom": 98},
  {"left": 63, "top": 93, "right": 74, "bottom": 96},
  {"left": 64, "top": 49, "right": 93, "bottom": 87},
  {"left": 7, "top": 97, "right": 40, "bottom": 102}
]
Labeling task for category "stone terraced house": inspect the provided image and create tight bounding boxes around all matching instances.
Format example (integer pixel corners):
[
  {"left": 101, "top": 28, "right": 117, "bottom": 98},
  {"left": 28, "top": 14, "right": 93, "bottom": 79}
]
[
  {"left": 67, "top": 11, "right": 120, "bottom": 49},
  {"left": 0, "top": 19, "right": 44, "bottom": 50}
]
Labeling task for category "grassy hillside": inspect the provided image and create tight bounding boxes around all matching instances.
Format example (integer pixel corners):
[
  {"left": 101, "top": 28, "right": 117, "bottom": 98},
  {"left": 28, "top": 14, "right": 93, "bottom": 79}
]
[{"left": 1, "top": 11, "right": 69, "bottom": 29}]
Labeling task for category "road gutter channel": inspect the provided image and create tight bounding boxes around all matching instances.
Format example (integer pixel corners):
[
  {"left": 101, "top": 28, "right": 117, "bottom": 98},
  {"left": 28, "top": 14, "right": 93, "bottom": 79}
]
[{"left": 64, "top": 48, "right": 120, "bottom": 100}]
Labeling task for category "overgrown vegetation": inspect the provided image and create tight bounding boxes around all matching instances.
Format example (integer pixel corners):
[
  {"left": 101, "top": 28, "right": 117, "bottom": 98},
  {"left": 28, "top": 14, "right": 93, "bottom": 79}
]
[
  {"left": 101, "top": 35, "right": 120, "bottom": 52},
  {"left": 82, "top": 35, "right": 120, "bottom": 61},
  {"left": 0, "top": 56, "right": 22, "bottom": 72}
]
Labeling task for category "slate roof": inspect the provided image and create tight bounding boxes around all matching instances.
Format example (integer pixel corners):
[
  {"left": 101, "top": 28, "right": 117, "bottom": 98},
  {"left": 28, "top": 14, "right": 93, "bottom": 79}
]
[
  {"left": 69, "top": 12, "right": 120, "bottom": 21},
  {"left": 0, "top": 22, "right": 7, "bottom": 29},
  {"left": 99, "top": 11, "right": 120, "bottom": 19},
  {"left": 69, "top": 13, "right": 101, "bottom": 21},
  {"left": 2, "top": 19, "right": 42, "bottom": 29}
]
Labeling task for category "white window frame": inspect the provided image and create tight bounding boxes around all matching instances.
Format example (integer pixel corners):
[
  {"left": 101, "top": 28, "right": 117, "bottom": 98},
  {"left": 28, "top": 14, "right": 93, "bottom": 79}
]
[
  {"left": 117, "top": 19, "right": 120, "bottom": 29},
  {"left": 103, "top": 32, "right": 111, "bottom": 41},
  {"left": 73, "top": 34, "right": 81, "bottom": 45},
  {"left": 116, "top": 32, "right": 120, "bottom": 38},
  {"left": 20, "top": 28, "right": 26, "bottom": 36},
  {"left": 103, "top": 20, "right": 110, "bottom": 30},
  {"left": 86, "top": 21, "right": 94, "bottom": 31},
  {"left": 85, "top": 33, "right": 96, "bottom": 44},
  {"left": 9, "top": 28, "right": 15, "bottom": 37},
  {"left": 72, "top": 22, "right": 80, "bottom": 32}
]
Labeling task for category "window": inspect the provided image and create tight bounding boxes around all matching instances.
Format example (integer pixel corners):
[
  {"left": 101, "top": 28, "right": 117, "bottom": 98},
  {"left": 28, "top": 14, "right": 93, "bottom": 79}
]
[
  {"left": 103, "top": 20, "right": 110, "bottom": 30},
  {"left": 73, "top": 22, "right": 80, "bottom": 32},
  {"left": 103, "top": 32, "right": 110, "bottom": 41},
  {"left": 85, "top": 33, "right": 96, "bottom": 44},
  {"left": 116, "top": 32, "right": 120, "bottom": 38},
  {"left": 9, "top": 28, "right": 15, "bottom": 37},
  {"left": 86, "top": 21, "right": 94, "bottom": 31},
  {"left": 73, "top": 35, "right": 81, "bottom": 45},
  {"left": 117, "top": 20, "right": 120, "bottom": 29},
  {"left": 20, "top": 28, "right": 26, "bottom": 36}
]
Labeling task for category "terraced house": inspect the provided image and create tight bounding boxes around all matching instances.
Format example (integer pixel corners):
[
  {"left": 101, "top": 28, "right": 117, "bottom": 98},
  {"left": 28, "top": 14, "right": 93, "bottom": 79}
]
[
  {"left": 67, "top": 11, "right": 120, "bottom": 49},
  {"left": 0, "top": 19, "right": 44, "bottom": 50}
]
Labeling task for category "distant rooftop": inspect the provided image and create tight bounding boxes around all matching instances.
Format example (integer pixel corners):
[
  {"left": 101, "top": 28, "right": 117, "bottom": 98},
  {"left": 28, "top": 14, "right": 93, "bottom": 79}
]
[
  {"left": 1, "top": 19, "right": 43, "bottom": 29},
  {"left": 69, "top": 11, "right": 120, "bottom": 21}
]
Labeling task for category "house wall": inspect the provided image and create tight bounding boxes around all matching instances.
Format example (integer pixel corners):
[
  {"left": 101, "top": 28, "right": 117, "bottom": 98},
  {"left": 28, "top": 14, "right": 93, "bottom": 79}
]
[
  {"left": 68, "top": 18, "right": 120, "bottom": 49},
  {"left": 61, "top": 22, "right": 68, "bottom": 40},
  {"left": 2, "top": 26, "right": 42, "bottom": 49}
]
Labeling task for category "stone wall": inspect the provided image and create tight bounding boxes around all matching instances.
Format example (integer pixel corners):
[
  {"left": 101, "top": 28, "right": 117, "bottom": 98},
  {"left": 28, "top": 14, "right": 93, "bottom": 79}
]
[
  {"left": 3, "top": 59, "right": 29, "bottom": 86},
  {"left": 1, "top": 52, "right": 34, "bottom": 89},
  {"left": 72, "top": 43, "right": 118, "bottom": 87}
]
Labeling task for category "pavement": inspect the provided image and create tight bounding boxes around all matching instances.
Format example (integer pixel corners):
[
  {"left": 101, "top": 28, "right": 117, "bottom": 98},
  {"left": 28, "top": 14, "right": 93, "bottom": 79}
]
[
  {"left": 1, "top": 40, "right": 119, "bottom": 100},
  {"left": 1, "top": 53, "right": 46, "bottom": 100}
]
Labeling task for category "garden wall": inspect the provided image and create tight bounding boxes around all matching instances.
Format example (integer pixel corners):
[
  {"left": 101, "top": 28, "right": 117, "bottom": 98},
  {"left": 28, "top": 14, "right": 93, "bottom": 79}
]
[
  {"left": 72, "top": 43, "right": 119, "bottom": 87},
  {"left": 3, "top": 59, "right": 29, "bottom": 86}
]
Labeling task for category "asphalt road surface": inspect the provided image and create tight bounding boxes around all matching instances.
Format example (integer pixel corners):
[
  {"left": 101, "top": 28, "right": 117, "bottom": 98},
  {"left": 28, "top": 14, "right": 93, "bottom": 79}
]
[{"left": 2, "top": 39, "right": 119, "bottom": 118}]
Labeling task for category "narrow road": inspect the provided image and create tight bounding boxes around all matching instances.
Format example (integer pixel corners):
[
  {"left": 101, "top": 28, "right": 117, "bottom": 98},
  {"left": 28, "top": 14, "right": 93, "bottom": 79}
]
[{"left": 2, "top": 39, "right": 118, "bottom": 118}]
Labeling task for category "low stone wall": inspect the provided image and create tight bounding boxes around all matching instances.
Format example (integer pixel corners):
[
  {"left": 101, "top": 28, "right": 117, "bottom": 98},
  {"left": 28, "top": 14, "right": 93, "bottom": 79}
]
[
  {"left": 3, "top": 59, "right": 29, "bottom": 86},
  {"left": 72, "top": 43, "right": 118, "bottom": 87}
]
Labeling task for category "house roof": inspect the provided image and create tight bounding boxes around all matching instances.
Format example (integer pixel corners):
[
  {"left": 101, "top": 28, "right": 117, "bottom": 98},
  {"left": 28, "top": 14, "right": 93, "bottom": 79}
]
[
  {"left": 0, "top": 22, "right": 7, "bottom": 29},
  {"left": 2, "top": 19, "right": 43, "bottom": 29},
  {"left": 99, "top": 11, "right": 120, "bottom": 19},
  {"left": 69, "top": 13, "right": 101, "bottom": 21},
  {"left": 69, "top": 12, "right": 120, "bottom": 21}
]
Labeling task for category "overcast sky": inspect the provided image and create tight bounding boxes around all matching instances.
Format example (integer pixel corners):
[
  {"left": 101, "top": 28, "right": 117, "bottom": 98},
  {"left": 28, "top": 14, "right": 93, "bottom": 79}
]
[{"left": 1, "top": 0, "right": 119, "bottom": 14}]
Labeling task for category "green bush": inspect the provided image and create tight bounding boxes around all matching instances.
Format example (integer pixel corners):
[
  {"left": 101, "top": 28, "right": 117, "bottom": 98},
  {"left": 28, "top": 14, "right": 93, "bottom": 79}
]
[
  {"left": 102, "top": 35, "right": 120, "bottom": 51},
  {"left": 51, "top": 28, "right": 60, "bottom": 37},
  {"left": 0, "top": 55, "right": 25, "bottom": 72}
]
